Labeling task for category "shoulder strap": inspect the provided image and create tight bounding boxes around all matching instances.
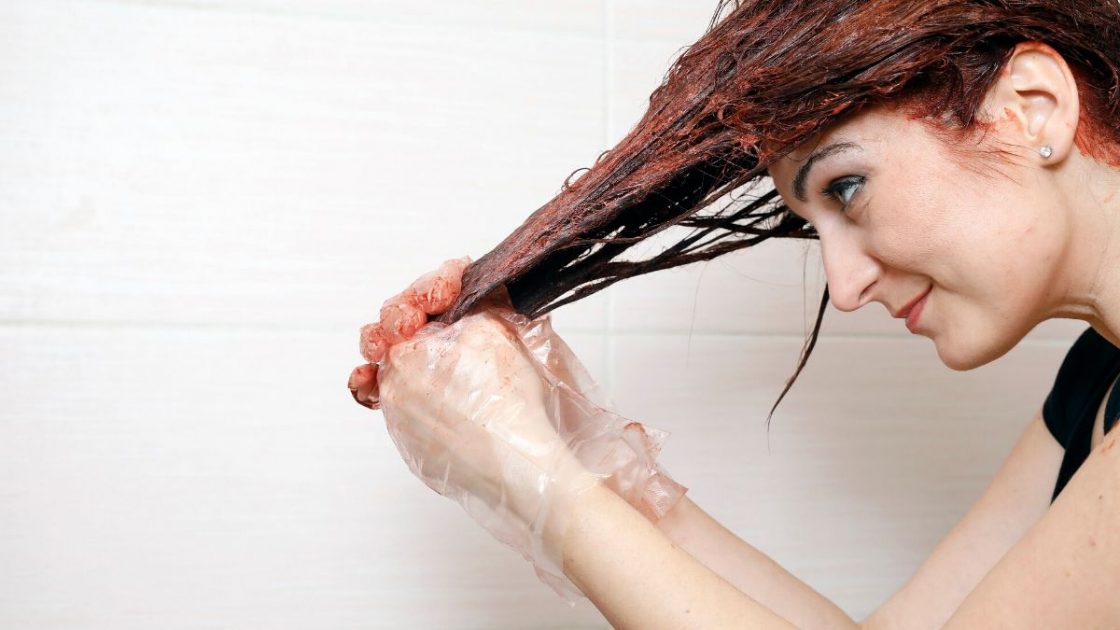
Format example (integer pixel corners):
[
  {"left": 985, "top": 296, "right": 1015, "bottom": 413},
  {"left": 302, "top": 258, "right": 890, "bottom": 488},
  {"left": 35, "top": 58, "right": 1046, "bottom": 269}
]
[
  {"left": 1105, "top": 374, "right": 1120, "bottom": 435},
  {"left": 1050, "top": 331, "right": 1120, "bottom": 502}
]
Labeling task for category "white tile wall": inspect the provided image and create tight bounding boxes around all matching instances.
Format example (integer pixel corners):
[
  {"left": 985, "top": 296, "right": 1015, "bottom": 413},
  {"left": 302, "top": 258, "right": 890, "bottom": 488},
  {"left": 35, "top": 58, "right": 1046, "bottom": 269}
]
[
  {"left": 0, "top": 1, "right": 1085, "bottom": 628},
  {"left": 610, "top": 334, "right": 1070, "bottom": 619}
]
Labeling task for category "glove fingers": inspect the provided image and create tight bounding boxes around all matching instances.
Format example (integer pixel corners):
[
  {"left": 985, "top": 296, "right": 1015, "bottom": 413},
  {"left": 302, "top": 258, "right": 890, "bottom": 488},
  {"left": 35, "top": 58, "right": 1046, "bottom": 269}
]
[{"left": 348, "top": 364, "right": 379, "bottom": 409}]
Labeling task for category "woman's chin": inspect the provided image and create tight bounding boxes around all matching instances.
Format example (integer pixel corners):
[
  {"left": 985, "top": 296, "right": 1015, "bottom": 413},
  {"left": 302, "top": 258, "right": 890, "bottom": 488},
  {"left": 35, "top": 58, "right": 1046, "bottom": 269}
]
[
  {"left": 932, "top": 329, "right": 1020, "bottom": 372},
  {"left": 935, "top": 345, "right": 984, "bottom": 371}
]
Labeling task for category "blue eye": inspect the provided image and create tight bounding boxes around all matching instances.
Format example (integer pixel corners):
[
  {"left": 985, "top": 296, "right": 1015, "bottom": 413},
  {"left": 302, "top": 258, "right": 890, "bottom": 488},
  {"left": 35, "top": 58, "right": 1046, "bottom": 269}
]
[{"left": 822, "top": 176, "right": 865, "bottom": 207}]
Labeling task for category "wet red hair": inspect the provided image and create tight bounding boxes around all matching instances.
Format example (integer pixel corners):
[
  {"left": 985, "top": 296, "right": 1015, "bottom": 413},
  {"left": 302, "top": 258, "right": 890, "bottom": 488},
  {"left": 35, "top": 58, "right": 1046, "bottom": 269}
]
[{"left": 437, "top": 0, "right": 1120, "bottom": 419}]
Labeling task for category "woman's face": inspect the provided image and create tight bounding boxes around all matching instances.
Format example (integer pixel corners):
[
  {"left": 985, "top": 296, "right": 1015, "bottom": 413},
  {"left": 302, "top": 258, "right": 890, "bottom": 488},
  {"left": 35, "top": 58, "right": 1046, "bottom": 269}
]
[{"left": 768, "top": 107, "right": 1071, "bottom": 370}]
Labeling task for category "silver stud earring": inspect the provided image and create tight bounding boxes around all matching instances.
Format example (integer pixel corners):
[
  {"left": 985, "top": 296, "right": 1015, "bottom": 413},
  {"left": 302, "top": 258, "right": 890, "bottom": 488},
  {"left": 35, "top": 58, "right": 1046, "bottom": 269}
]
[{"left": 1040, "top": 144, "right": 1054, "bottom": 159}]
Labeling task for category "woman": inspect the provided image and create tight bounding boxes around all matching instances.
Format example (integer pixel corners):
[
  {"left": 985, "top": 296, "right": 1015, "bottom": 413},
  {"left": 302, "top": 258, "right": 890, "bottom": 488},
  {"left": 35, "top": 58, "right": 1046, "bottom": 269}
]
[{"left": 351, "top": 1, "right": 1120, "bottom": 627}]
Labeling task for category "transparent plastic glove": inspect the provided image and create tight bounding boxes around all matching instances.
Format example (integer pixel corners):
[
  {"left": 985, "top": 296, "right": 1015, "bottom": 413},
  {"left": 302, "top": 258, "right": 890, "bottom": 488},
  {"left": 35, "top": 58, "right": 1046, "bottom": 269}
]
[
  {"left": 377, "top": 309, "right": 599, "bottom": 600},
  {"left": 347, "top": 259, "right": 688, "bottom": 599},
  {"left": 348, "top": 259, "right": 685, "bottom": 522},
  {"left": 495, "top": 309, "right": 687, "bottom": 524}
]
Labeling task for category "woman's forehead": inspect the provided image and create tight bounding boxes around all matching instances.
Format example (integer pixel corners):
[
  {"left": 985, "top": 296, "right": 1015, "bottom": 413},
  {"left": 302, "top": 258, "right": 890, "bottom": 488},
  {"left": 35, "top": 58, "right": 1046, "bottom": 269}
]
[
  {"left": 766, "top": 110, "right": 910, "bottom": 199},
  {"left": 769, "top": 108, "right": 912, "bottom": 174}
]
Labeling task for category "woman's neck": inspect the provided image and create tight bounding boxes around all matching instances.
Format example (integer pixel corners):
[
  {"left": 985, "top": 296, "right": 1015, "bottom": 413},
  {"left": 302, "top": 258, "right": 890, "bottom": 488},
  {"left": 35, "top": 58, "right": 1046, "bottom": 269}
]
[{"left": 1055, "top": 153, "right": 1120, "bottom": 347}]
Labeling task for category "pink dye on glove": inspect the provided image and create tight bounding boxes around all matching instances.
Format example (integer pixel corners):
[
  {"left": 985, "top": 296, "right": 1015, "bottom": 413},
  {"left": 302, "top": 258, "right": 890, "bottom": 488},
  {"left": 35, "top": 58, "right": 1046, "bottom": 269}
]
[
  {"left": 347, "top": 363, "right": 379, "bottom": 409},
  {"left": 350, "top": 256, "right": 472, "bottom": 408},
  {"left": 407, "top": 256, "right": 470, "bottom": 315},
  {"left": 359, "top": 322, "right": 390, "bottom": 364},
  {"left": 379, "top": 294, "right": 427, "bottom": 345}
]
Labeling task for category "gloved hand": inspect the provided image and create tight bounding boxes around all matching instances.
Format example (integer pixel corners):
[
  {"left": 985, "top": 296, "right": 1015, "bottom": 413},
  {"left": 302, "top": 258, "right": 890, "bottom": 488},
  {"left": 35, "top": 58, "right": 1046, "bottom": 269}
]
[
  {"left": 347, "top": 258, "right": 688, "bottom": 600},
  {"left": 378, "top": 308, "right": 600, "bottom": 598}
]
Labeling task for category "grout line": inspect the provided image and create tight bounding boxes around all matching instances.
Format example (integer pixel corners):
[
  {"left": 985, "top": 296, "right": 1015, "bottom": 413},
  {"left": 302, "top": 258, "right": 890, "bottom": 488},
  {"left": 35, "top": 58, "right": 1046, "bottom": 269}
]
[
  {"left": 0, "top": 320, "right": 1081, "bottom": 346},
  {"left": 0, "top": 320, "right": 357, "bottom": 334},
  {"left": 595, "top": 331, "right": 1078, "bottom": 345},
  {"left": 602, "top": 0, "right": 617, "bottom": 399},
  {"left": 603, "top": 0, "right": 616, "bottom": 145},
  {"left": 78, "top": 0, "right": 606, "bottom": 43}
]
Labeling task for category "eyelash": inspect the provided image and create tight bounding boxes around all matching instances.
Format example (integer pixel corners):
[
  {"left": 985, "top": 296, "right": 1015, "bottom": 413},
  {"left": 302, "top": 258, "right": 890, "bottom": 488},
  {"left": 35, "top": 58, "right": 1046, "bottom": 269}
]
[{"left": 821, "top": 175, "right": 865, "bottom": 208}]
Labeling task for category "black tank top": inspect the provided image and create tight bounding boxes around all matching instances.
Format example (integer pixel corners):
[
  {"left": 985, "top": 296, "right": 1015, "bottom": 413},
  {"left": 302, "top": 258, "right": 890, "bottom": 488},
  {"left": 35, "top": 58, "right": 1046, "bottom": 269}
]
[{"left": 1042, "top": 327, "right": 1120, "bottom": 502}]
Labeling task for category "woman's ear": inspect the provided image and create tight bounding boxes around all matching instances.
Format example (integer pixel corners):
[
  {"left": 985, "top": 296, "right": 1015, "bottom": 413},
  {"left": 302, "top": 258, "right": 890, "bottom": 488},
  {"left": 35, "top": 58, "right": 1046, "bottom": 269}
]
[{"left": 982, "top": 42, "right": 1080, "bottom": 164}]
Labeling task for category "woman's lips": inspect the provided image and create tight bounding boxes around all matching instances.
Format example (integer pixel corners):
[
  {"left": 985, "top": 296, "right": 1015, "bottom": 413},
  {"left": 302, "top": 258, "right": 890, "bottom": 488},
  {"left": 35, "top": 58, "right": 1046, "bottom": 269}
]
[{"left": 905, "top": 291, "right": 930, "bottom": 333}]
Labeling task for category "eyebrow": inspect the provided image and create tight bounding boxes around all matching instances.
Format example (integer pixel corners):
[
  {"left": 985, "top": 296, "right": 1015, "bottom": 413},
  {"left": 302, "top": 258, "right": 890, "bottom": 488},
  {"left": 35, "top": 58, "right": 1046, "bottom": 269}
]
[{"left": 791, "top": 141, "right": 861, "bottom": 202}]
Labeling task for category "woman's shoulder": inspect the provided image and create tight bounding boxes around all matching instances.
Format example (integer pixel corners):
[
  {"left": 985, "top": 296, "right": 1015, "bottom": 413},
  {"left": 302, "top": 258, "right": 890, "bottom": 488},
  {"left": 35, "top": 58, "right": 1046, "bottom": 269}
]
[{"left": 1042, "top": 326, "right": 1120, "bottom": 447}]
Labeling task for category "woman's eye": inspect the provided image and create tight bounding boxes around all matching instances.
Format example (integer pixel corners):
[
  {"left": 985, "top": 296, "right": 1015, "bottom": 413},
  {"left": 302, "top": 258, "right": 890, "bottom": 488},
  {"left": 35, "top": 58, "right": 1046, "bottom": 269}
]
[{"left": 822, "top": 175, "right": 865, "bottom": 208}]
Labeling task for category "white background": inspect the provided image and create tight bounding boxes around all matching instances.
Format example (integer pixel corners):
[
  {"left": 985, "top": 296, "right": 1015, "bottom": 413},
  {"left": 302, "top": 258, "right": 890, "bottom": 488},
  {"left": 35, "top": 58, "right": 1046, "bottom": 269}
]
[{"left": 0, "top": 1, "right": 1085, "bottom": 628}]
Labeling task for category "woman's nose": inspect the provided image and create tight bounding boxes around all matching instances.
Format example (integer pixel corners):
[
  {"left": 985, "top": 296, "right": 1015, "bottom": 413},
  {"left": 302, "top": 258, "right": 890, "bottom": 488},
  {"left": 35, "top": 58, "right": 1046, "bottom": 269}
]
[{"left": 820, "top": 229, "right": 881, "bottom": 313}]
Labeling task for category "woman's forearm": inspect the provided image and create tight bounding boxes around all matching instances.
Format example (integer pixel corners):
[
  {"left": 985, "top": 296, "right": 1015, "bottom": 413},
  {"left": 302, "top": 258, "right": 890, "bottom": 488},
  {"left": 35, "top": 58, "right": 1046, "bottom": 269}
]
[
  {"left": 558, "top": 483, "right": 798, "bottom": 630},
  {"left": 656, "top": 497, "right": 859, "bottom": 630}
]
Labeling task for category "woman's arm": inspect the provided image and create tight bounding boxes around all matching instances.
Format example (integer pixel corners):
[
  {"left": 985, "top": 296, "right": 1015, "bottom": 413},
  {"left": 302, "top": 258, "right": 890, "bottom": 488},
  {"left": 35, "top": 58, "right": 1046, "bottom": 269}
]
[
  {"left": 641, "top": 413, "right": 1060, "bottom": 630},
  {"left": 558, "top": 483, "right": 802, "bottom": 630},
  {"left": 861, "top": 414, "right": 1060, "bottom": 629},
  {"left": 655, "top": 496, "right": 858, "bottom": 629}
]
